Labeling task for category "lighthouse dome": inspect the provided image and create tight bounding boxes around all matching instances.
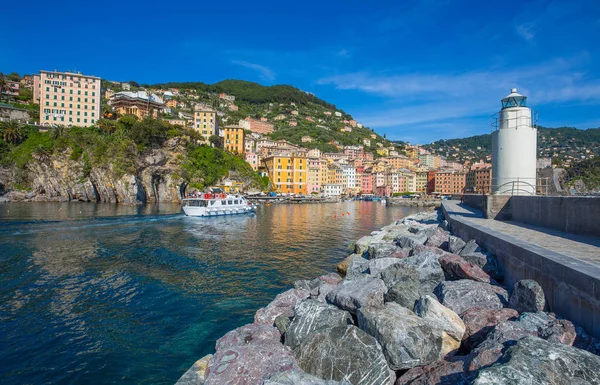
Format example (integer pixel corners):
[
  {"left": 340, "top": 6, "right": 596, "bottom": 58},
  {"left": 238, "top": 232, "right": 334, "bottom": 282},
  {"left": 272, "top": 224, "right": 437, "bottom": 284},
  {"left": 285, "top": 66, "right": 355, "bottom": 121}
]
[{"left": 501, "top": 88, "right": 527, "bottom": 109}]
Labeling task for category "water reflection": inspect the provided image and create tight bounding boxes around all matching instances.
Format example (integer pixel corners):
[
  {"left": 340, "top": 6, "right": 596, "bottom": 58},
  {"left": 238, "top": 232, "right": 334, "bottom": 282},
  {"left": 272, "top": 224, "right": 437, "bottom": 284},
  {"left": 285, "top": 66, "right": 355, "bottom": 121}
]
[{"left": 0, "top": 201, "right": 422, "bottom": 384}]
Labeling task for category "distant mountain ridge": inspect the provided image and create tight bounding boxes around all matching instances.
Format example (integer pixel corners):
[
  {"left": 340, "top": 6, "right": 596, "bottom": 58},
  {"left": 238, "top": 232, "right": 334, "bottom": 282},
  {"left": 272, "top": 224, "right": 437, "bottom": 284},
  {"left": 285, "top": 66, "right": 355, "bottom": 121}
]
[{"left": 424, "top": 126, "right": 600, "bottom": 166}]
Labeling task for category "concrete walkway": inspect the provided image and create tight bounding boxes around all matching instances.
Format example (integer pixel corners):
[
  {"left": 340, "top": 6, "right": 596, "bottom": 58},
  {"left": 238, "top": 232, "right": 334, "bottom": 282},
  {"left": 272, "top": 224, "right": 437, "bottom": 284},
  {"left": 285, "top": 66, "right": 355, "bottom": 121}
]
[{"left": 444, "top": 200, "right": 600, "bottom": 266}]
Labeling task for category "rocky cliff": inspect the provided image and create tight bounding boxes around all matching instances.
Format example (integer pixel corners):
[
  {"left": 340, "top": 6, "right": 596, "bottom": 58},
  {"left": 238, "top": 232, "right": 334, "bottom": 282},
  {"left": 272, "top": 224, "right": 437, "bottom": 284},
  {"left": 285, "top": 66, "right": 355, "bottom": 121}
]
[{"left": 0, "top": 137, "right": 260, "bottom": 204}]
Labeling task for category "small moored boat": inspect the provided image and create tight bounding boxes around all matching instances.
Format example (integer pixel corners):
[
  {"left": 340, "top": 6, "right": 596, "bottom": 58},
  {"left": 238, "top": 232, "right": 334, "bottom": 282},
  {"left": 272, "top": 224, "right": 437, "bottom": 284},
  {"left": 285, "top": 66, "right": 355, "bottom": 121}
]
[{"left": 182, "top": 193, "right": 257, "bottom": 217}]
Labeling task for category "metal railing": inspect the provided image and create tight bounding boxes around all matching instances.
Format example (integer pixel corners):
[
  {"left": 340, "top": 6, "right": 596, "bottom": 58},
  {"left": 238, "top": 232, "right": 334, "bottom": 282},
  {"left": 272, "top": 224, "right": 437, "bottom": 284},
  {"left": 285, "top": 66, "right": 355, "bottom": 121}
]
[
  {"left": 492, "top": 177, "right": 552, "bottom": 196},
  {"left": 490, "top": 110, "right": 538, "bottom": 132}
]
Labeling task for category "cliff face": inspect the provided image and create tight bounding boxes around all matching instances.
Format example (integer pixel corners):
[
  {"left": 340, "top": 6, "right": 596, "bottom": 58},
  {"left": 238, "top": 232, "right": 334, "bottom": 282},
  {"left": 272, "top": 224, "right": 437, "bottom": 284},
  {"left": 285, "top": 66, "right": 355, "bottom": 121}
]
[{"left": 2, "top": 138, "right": 186, "bottom": 204}]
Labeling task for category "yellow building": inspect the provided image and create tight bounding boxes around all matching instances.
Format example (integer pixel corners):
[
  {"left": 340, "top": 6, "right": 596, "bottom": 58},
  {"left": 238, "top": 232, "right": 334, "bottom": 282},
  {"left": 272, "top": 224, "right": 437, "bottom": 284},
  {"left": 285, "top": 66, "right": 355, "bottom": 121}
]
[
  {"left": 38, "top": 70, "right": 101, "bottom": 127},
  {"left": 377, "top": 148, "right": 390, "bottom": 157},
  {"left": 263, "top": 155, "right": 307, "bottom": 195},
  {"left": 415, "top": 171, "right": 429, "bottom": 193},
  {"left": 223, "top": 125, "right": 245, "bottom": 155},
  {"left": 193, "top": 104, "right": 218, "bottom": 144}
]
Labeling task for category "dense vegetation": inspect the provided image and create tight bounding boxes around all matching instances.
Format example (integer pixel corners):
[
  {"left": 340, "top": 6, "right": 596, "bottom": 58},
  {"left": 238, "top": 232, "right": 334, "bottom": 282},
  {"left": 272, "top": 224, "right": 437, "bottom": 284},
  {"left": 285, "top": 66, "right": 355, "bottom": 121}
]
[
  {"left": 565, "top": 158, "right": 600, "bottom": 191},
  {"left": 0, "top": 118, "right": 264, "bottom": 190}
]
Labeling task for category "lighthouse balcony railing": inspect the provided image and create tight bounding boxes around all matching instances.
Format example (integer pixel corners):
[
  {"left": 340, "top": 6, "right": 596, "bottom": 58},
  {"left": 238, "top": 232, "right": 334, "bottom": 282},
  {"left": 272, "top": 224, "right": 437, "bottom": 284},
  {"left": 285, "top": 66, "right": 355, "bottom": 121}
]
[
  {"left": 491, "top": 177, "right": 552, "bottom": 196},
  {"left": 490, "top": 110, "right": 538, "bottom": 131}
]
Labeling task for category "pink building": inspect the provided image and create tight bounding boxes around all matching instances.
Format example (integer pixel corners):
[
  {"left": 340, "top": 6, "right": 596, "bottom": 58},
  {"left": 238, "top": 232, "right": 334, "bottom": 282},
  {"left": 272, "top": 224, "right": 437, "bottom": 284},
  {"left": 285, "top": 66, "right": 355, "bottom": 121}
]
[
  {"left": 375, "top": 185, "right": 393, "bottom": 197},
  {"left": 361, "top": 173, "right": 373, "bottom": 194},
  {"left": 245, "top": 152, "right": 259, "bottom": 171}
]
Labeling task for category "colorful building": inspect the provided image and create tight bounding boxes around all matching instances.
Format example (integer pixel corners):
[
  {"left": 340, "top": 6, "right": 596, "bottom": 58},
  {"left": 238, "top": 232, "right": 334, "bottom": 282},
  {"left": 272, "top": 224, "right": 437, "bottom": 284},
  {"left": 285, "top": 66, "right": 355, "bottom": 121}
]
[
  {"left": 109, "top": 91, "right": 164, "bottom": 120},
  {"left": 37, "top": 70, "right": 101, "bottom": 127},
  {"left": 223, "top": 125, "right": 245, "bottom": 155},
  {"left": 466, "top": 162, "right": 492, "bottom": 194},
  {"left": 263, "top": 155, "right": 307, "bottom": 195},
  {"left": 193, "top": 104, "right": 218, "bottom": 144},
  {"left": 434, "top": 170, "right": 466, "bottom": 195}
]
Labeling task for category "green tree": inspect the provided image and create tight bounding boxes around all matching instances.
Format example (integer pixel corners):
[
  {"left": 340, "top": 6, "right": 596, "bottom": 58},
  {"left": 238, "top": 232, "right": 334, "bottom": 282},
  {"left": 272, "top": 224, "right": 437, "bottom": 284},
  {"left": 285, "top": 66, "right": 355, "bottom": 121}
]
[
  {"left": 0, "top": 120, "right": 24, "bottom": 144},
  {"left": 209, "top": 134, "right": 223, "bottom": 148},
  {"left": 7, "top": 72, "right": 20, "bottom": 81},
  {"left": 48, "top": 125, "right": 68, "bottom": 140},
  {"left": 0, "top": 73, "right": 7, "bottom": 101}
]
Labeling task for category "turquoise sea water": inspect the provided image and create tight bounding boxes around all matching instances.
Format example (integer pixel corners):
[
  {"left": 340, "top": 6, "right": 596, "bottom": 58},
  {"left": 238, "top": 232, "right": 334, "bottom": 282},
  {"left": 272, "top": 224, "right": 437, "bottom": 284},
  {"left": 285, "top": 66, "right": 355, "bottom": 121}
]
[{"left": 0, "top": 201, "right": 421, "bottom": 384}]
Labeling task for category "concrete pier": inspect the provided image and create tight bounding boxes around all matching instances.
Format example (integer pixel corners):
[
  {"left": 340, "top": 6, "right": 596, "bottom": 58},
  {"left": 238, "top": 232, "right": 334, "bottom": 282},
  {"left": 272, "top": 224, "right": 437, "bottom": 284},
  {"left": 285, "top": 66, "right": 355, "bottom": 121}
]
[{"left": 442, "top": 200, "right": 600, "bottom": 338}]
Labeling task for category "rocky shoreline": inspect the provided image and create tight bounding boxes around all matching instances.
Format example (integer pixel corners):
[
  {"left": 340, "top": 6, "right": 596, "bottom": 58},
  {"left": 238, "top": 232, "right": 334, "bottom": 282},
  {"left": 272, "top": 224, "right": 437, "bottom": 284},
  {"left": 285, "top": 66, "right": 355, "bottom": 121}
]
[
  {"left": 176, "top": 210, "right": 600, "bottom": 385},
  {"left": 385, "top": 198, "right": 440, "bottom": 208}
]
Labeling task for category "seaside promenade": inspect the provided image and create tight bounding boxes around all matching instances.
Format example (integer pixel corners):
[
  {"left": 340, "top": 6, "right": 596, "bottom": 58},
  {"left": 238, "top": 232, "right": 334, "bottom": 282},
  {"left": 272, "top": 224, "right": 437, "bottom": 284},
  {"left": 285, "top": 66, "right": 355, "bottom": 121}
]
[{"left": 442, "top": 199, "right": 600, "bottom": 338}]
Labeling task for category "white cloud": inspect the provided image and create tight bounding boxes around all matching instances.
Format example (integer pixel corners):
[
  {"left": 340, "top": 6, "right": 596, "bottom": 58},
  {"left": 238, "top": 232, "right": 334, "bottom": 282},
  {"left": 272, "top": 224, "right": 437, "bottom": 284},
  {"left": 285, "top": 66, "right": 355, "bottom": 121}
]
[
  {"left": 515, "top": 23, "right": 536, "bottom": 42},
  {"left": 231, "top": 60, "right": 275, "bottom": 81},
  {"left": 336, "top": 49, "right": 351, "bottom": 58}
]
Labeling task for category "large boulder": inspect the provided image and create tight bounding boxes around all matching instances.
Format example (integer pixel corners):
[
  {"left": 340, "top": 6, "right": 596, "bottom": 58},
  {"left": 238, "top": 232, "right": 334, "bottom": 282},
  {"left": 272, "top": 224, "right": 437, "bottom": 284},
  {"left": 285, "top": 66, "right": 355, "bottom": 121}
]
[
  {"left": 357, "top": 302, "right": 443, "bottom": 370},
  {"left": 460, "top": 251, "right": 503, "bottom": 282},
  {"left": 368, "top": 242, "right": 410, "bottom": 260},
  {"left": 264, "top": 369, "right": 351, "bottom": 384},
  {"left": 425, "top": 227, "right": 449, "bottom": 249},
  {"left": 293, "top": 325, "right": 394, "bottom": 385},
  {"left": 336, "top": 254, "right": 364, "bottom": 277},
  {"left": 414, "top": 295, "right": 466, "bottom": 355},
  {"left": 473, "top": 336, "right": 600, "bottom": 384},
  {"left": 204, "top": 343, "right": 298, "bottom": 385},
  {"left": 460, "top": 308, "right": 519, "bottom": 351},
  {"left": 394, "top": 356, "right": 471, "bottom": 385},
  {"left": 514, "top": 312, "right": 576, "bottom": 346},
  {"left": 399, "top": 250, "right": 445, "bottom": 294},
  {"left": 216, "top": 323, "right": 281, "bottom": 350},
  {"left": 176, "top": 354, "right": 212, "bottom": 385},
  {"left": 467, "top": 320, "right": 538, "bottom": 371},
  {"left": 284, "top": 300, "right": 353, "bottom": 350},
  {"left": 354, "top": 235, "right": 379, "bottom": 257},
  {"left": 459, "top": 239, "right": 482, "bottom": 256},
  {"left": 344, "top": 256, "right": 370, "bottom": 279},
  {"left": 448, "top": 236, "right": 466, "bottom": 254},
  {"left": 367, "top": 257, "right": 402, "bottom": 275},
  {"left": 326, "top": 276, "right": 386, "bottom": 314},
  {"left": 438, "top": 253, "right": 491, "bottom": 283},
  {"left": 508, "top": 280, "right": 546, "bottom": 313},
  {"left": 381, "top": 263, "right": 421, "bottom": 309},
  {"left": 255, "top": 289, "right": 310, "bottom": 325},
  {"left": 396, "top": 233, "right": 428, "bottom": 249},
  {"left": 434, "top": 280, "right": 509, "bottom": 315}
]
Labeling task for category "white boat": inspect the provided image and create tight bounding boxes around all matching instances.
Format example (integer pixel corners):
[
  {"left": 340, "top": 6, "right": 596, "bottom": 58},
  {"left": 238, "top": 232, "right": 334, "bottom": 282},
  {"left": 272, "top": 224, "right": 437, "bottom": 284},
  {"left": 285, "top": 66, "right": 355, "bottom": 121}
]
[{"left": 182, "top": 193, "right": 257, "bottom": 217}]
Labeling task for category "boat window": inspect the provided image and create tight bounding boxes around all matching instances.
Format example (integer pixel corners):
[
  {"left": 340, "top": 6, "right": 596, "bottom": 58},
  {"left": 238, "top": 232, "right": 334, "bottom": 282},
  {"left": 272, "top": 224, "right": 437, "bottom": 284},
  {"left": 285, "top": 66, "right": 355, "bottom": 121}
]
[
  {"left": 234, "top": 200, "right": 238, "bottom": 204},
  {"left": 210, "top": 201, "right": 215, "bottom": 206},
  {"left": 200, "top": 200, "right": 208, "bottom": 207},
  {"left": 222, "top": 201, "right": 227, "bottom": 205},
  {"left": 228, "top": 200, "right": 233, "bottom": 205}
]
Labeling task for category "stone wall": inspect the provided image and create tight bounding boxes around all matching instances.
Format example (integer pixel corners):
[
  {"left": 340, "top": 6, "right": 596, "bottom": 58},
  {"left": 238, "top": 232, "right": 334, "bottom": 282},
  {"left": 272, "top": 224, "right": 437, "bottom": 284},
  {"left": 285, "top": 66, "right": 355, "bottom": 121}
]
[
  {"left": 442, "top": 201, "right": 600, "bottom": 338},
  {"left": 0, "top": 106, "right": 31, "bottom": 122}
]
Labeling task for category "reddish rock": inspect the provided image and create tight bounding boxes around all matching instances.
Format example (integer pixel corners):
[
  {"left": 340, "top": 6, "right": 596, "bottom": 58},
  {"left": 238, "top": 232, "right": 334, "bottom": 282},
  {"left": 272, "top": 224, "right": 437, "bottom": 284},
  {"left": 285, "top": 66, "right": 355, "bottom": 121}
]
[
  {"left": 411, "top": 244, "right": 447, "bottom": 257},
  {"left": 318, "top": 272, "right": 342, "bottom": 286},
  {"left": 425, "top": 227, "right": 450, "bottom": 249},
  {"left": 216, "top": 323, "right": 281, "bottom": 350},
  {"left": 438, "top": 254, "right": 491, "bottom": 283},
  {"left": 395, "top": 357, "right": 471, "bottom": 385},
  {"left": 204, "top": 343, "right": 299, "bottom": 385},
  {"left": 255, "top": 288, "right": 310, "bottom": 325},
  {"left": 461, "top": 308, "right": 519, "bottom": 351}
]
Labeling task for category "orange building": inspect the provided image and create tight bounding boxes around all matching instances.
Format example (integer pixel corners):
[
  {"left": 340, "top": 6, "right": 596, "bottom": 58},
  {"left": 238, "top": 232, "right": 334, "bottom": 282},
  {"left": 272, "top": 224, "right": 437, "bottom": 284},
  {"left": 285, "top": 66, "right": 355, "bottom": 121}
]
[
  {"left": 223, "top": 125, "right": 245, "bottom": 155},
  {"left": 263, "top": 155, "right": 307, "bottom": 195},
  {"left": 434, "top": 171, "right": 466, "bottom": 195},
  {"left": 466, "top": 163, "right": 492, "bottom": 194}
]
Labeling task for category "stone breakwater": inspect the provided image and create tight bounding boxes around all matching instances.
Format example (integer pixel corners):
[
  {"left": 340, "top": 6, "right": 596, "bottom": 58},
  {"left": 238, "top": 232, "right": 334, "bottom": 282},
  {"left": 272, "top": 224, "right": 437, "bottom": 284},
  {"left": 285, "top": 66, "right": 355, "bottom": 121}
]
[{"left": 176, "top": 210, "right": 600, "bottom": 385}]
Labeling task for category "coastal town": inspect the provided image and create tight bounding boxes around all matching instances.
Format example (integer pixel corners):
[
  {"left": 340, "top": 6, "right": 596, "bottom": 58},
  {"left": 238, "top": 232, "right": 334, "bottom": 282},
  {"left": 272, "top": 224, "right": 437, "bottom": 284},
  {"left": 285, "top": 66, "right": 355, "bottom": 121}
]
[{"left": 2, "top": 69, "right": 508, "bottom": 198}]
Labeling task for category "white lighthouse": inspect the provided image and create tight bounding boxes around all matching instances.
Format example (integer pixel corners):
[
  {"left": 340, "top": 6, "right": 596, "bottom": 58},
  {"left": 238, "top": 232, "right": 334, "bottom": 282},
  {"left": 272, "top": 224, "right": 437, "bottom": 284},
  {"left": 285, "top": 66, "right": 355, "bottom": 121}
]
[{"left": 491, "top": 88, "right": 537, "bottom": 195}]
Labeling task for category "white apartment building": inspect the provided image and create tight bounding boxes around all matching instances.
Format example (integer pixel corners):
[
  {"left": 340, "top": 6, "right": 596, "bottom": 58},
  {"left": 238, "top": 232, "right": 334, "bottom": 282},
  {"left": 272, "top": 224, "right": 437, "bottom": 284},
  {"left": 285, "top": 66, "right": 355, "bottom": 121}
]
[
  {"left": 322, "top": 183, "right": 343, "bottom": 196},
  {"left": 38, "top": 70, "right": 101, "bottom": 127}
]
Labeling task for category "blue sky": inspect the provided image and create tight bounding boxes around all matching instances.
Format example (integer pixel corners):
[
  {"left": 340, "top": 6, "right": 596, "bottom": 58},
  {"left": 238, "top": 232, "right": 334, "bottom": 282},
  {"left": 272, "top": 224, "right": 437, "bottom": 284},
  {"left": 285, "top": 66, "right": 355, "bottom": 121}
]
[{"left": 2, "top": 0, "right": 599, "bottom": 143}]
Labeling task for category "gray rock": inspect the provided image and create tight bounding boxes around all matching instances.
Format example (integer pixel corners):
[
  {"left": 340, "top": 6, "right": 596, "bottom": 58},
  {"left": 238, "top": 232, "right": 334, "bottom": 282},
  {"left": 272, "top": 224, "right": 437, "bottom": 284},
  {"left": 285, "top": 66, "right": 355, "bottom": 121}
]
[
  {"left": 473, "top": 336, "right": 600, "bottom": 385},
  {"left": 399, "top": 250, "right": 445, "bottom": 294},
  {"left": 380, "top": 262, "right": 419, "bottom": 288},
  {"left": 509, "top": 280, "right": 546, "bottom": 313},
  {"left": 434, "top": 280, "right": 509, "bottom": 315},
  {"left": 255, "top": 289, "right": 310, "bottom": 325},
  {"left": 460, "top": 308, "right": 519, "bottom": 351},
  {"left": 440, "top": 219, "right": 450, "bottom": 231},
  {"left": 293, "top": 325, "right": 394, "bottom": 385},
  {"left": 459, "top": 239, "right": 481, "bottom": 256},
  {"left": 425, "top": 227, "right": 450, "bottom": 249},
  {"left": 460, "top": 251, "right": 503, "bottom": 282},
  {"left": 285, "top": 299, "right": 353, "bottom": 350},
  {"left": 264, "top": 369, "right": 351, "bottom": 384},
  {"left": 275, "top": 315, "right": 291, "bottom": 335},
  {"left": 354, "top": 235, "right": 381, "bottom": 257},
  {"left": 345, "top": 256, "right": 370, "bottom": 279},
  {"left": 448, "top": 236, "right": 466, "bottom": 254},
  {"left": 368, "top": 242, "right": 410, "bottom": 259},
  {"left": 367, "top": 257, "right": 402, "bottom": 275},
  {"left": 326, "top": 276, "right": 386, "bottom": 314},
  {"left": 515, "top": 312, "right": 576, "bottom": 346},
  {"left": 396, "top": 233, "right": 428, "bottom": 249},
  {"left": 414, "top": 295, "right": 466, "bottom": 355},
  {"left": 357, "top": 302, "right": 443, "bottom": 370},
  {"left": 381, "top": 263, "right": 421, "bottom": 309},
  {"left": 294, "top": 278, "right": 320, "bottom": 294}
]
